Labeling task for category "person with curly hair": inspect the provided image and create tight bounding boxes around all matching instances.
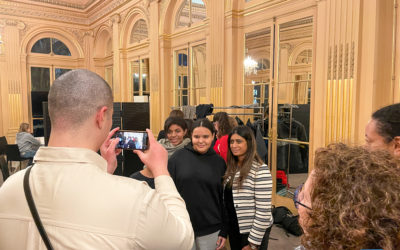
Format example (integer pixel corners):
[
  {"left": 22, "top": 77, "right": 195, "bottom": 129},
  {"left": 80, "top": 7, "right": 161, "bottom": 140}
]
[
  {"left": 294, "top": 143, "right": 400, "bottom": 249},
  {"left": 365, "top": 103, "right": 400, "bottom": 156}
]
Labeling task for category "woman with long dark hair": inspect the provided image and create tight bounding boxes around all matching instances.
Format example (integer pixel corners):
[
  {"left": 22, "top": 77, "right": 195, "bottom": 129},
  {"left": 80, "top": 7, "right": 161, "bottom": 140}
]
[
  {"left": 224, "top": 126, "right": 273, "bottom": 250},
  {"left": 168, "top": 118, "right": 227, "bottom": 250}
]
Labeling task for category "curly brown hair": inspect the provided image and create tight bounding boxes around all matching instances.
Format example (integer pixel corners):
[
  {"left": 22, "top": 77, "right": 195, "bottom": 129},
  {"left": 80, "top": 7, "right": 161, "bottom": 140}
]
[{"left": 302, "top": 143, "right": 400, "bottom": 250}]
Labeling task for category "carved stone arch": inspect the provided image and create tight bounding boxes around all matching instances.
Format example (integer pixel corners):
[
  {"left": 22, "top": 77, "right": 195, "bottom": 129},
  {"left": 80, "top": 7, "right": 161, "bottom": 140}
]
[
  {"left": 94, "top": 25, "right": 112, "bottom": 58},
  {"left": 289, "top": 42, "right": 312, "bottom": 66},
  {"left": 161, "top": 0, "right": 209, "bottom": 35},
  {"left": 120, "top": 7, "right": 149, "bottom": 48},
  {"left": 22, "top": 27, "right": 83, "bottom": 58}
]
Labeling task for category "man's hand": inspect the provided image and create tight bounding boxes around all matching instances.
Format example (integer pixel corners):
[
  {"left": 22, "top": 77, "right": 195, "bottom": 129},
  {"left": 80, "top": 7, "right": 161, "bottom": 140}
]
[
  {"left": 100, "top": 127, "right": 122, "bottom": 174},
  {"left": 216, "top": 236, "right": 226, "bottom": 250},
  {"left": 134, "top": 129, "right": 169, "bottom": 178}
]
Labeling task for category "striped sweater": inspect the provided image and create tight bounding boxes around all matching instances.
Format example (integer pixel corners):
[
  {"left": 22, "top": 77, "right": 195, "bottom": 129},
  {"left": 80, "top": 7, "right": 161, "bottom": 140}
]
[{"left": 230, "top": 162, "right": 273, "bottom": 246}]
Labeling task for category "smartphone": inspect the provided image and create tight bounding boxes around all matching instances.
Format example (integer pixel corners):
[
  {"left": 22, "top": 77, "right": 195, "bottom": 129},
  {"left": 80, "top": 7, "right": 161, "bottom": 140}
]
[{"left": 115, "top": 130, "right": 149, "bottom": 150}]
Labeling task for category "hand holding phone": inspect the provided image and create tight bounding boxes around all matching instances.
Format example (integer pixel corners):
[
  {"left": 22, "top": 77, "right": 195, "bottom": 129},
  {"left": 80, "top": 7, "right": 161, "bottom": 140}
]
[
  {"left": 134, "top": 129, "right": 169, "bottom": 178},
  {"left": 100, "top": 127, "right": 122, "bottom": 174}
]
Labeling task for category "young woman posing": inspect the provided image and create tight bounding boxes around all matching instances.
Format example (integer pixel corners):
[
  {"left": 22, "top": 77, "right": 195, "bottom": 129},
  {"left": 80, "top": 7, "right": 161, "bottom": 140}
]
[
  {"left": 131, "top": 117, "right": 190, "bottom": 188},
  {"left": 224, "top": 126, "right": 273, "bottom": 250},
  {"left": 168, "top": 118, "right": 227, "bottom": 250}
]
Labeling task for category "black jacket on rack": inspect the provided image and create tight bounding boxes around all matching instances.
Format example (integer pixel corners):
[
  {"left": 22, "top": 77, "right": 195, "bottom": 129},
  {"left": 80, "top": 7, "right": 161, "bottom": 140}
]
[{"left": 276, "top": 118, "right": 308, "bottom": 173}]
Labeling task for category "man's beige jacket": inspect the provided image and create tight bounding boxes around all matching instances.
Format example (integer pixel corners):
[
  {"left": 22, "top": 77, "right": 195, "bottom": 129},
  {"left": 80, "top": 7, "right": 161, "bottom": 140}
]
[{"left": 0, "top": 147, "right": 194, "bottom": 249}]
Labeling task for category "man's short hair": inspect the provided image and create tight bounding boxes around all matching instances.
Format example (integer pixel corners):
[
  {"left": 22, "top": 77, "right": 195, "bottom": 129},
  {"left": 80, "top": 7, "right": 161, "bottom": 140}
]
[
  {"left": 372, "top": 103, "right": 400, "bottom": 143},
  {"left": 48, "top": 69, "right": 113, "bottom": 128}
]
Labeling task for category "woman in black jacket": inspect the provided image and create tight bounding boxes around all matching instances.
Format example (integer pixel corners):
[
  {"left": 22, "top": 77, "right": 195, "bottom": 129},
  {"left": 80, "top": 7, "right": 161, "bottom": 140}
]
[{"left": 168, "top": 118, "right": 227, "bottom": 250}]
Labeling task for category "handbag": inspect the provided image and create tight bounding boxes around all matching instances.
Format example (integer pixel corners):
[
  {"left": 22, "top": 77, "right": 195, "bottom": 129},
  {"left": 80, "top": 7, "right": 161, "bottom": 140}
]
[{"left": 23, "top": 165, "right": 54, "bottom": 250}]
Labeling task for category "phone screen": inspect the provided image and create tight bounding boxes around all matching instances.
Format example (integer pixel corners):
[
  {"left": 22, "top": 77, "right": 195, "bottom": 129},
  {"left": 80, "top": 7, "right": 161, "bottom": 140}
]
[{"left": 115, "top": 130, "right": 148, "bottom": 150}]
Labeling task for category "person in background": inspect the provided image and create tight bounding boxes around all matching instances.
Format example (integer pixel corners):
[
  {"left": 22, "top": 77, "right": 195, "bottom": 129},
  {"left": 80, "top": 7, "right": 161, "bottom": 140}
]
[
  {"left": 224, "top": 126, "right": 273, "bottom": 250},
  {"left": 131, "top": 116, "right": 190, "bottom": 189},
  {"left": 185, "top": 118, "right": 194, "bottom": 138},
  {"left": 157, "top": 109, "right": 185, "bottom": 140},
  {"left": 213, "top": 112, "right": 234, "bottom": 162},
  {"left": 228, "top": 116, "right": 239, "bottom": 130},
  {"left": 295, "top": 143, "right": 400, "bottom": 249},
  {"left": 365, "top": 103, "right": 400, "bottom": 156},
  {"left": 168, "top": 118, "right": 227, "bottom": 250},
  {"left": 16, "top": 123, "right": 41, "bottom": 158},
  {"left": 0, "top": 69, "right": 194, "bottom": 249}
]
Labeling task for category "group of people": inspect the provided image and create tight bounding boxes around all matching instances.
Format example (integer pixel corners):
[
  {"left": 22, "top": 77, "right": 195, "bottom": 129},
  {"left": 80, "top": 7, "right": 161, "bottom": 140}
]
[
  {"left": 130, "top": 109, "right": 271, "bottom": 250},
  {"left": 1, "top": 69, "right": 400, "bottom": 250}
]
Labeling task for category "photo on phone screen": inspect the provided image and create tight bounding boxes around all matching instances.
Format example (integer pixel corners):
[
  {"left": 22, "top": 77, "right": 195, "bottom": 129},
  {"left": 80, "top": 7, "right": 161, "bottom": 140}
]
[{"left": 115, "top": 130, "right": 148, "bottom": 150}]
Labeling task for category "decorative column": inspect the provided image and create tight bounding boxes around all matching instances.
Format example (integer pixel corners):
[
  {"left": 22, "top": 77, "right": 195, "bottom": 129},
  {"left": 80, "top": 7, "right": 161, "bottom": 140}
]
[
  {"left": 148, "top": 0, "right": 161, "bottom": 132},
  {"left": 224, "top": 2, "right": 241, "bottom": 106},
  {"left": 0, "top": 19, "right": 26, "bottom": 141},
  {"left": 209, "top": 0, "right": 225, "bottom": 106},
  {"left": 111, "top": 14, "right": 122, "bottom": 101},
  {"left": 83, "top": 30, "right": 94, "bottom": 71}
]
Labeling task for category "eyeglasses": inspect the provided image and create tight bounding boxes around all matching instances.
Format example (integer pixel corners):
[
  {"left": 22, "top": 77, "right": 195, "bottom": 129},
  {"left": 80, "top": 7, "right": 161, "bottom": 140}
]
[{"left": 293, "top": 183, "right": 312, "bottom": 210}]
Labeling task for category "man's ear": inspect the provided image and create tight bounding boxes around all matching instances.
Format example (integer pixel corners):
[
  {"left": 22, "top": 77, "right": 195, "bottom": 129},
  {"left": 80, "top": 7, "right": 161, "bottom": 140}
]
[
  {"left": 393, "top": 136, "right": 400, "bottom": 157},
  {"left": 95, "top": 106, "right": 109, "bottom": 129}
]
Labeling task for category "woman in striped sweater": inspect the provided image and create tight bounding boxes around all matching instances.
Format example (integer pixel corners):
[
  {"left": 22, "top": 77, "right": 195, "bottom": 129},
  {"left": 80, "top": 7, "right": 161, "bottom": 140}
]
[{"left": 224, "top": 126, "right": 273, "bottom": 250}]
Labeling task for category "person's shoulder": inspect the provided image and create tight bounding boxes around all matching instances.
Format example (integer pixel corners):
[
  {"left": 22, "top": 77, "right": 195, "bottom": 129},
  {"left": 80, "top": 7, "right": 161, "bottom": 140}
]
[
  {"left": 169, "top": 147, "right": 190, "bottom": 160},
  {"left": 0, "top": 169, "right": 26, "bottom": 197}
]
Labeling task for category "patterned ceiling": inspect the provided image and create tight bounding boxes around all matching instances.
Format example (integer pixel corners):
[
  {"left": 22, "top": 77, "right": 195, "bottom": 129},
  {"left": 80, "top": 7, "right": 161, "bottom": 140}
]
[{"left": 9, "top": 0, "right": 101, "bottom": 9}]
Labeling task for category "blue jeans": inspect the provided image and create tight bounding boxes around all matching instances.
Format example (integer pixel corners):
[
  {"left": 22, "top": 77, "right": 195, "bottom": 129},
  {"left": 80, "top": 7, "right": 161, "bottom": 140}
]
[{"left": 21, "top": 150, "right": 36, "bottom": 159}]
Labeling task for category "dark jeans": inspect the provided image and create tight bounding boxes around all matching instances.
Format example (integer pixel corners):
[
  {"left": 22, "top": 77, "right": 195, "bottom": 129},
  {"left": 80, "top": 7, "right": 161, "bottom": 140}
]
[{"left": 229, "top": 226, "right": 272, "bottom": 250}]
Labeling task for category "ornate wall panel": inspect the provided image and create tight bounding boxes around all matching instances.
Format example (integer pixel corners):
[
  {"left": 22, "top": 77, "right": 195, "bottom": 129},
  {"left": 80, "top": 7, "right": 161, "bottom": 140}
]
[
  {"left": 323, "top": 0, "right": 359, "bottom": 144},
  {"left": 1, "top": 19, "right": 26, "bottom": 141}
]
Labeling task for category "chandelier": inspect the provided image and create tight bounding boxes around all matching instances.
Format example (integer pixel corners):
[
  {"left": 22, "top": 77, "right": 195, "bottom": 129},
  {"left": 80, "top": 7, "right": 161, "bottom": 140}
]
[{"left": 244, "top": 56, "right": 258, "bottom": 75}]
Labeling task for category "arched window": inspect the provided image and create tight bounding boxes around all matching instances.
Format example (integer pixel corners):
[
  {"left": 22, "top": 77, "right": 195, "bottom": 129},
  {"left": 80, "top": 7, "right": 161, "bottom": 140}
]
[
  {"left": 295, "top": 49, "right": 312, "bottom": 64},
  {"left": 130, "top": 19, "right": 148, "bottom": 44},
  {"left": 31, "top": 38, "right": 71, "bottom": 56},
  {"left": 176, "top": 0, "right": 206, "bottom": 28},
  {"left": 29, "top": 37, "right": 74, "bottom": 136}
]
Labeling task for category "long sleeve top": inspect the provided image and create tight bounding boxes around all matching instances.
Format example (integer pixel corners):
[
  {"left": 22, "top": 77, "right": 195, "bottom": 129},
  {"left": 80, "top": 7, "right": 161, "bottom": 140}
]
[
  {"left": 0, "top": 147, "right": 194, "bottom": 249},
  {"left": 16, "top": 132, "right": 41, "bottom": 154},
  {"left": 168, "top": 144, "right": 228, "bottom": 237},
  {"left": 229, "top": 162, "right": 273, "bottom": 246}
]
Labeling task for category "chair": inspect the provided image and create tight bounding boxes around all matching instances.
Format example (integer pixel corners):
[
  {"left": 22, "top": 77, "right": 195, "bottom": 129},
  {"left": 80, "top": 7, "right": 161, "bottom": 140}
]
[
  {"left": 5, "top": 144, "right": 32, "bottom": 174},
  {"left": 0, "top": 136, "right": 7, "bottom": 156},
  {"left": 0, "top": 155, "right": 10, "bottom": 182}
]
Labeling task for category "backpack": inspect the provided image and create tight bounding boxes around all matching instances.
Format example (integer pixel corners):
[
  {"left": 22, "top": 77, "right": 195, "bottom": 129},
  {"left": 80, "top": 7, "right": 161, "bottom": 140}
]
[{"left": 272, "top": 206, "right": 303, "bottom": 236}]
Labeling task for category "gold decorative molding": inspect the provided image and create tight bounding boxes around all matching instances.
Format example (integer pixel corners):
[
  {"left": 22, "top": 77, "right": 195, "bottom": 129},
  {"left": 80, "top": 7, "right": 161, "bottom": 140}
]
[
  {"left": 151, "top": 73, "right": 159, "bottom": 91},
  {"left": 0, "top": 18, "right": 25, "bottom": 29},
  {"left": 327, "top": 46, "right": 331, "bottom": 80},
  {"left": 344, "top": 43, "right": 349, "bottom": 79},
  {"left": 338, "top": 44, "right": 343, "bottom": 79},
  {"left": 26, "top": 0, "right": 97, "bottom": 10},
  {"left": 211, "top": 64, "right": 223, "bottom": 87},
  {"left": 111, "top": 13, "right": 121, "bottom": 24},
  {"left": 350, "top": 42, "right": 354, "bottom": 78},
  {"left": 333, "top": 45, "right": 337, "bottom": 80},
  {"left": 0, "top": 3, "right": 87, "bottom": 24},
  {"left": 89, "top": 0, "right": 125, "bottom": 24}
]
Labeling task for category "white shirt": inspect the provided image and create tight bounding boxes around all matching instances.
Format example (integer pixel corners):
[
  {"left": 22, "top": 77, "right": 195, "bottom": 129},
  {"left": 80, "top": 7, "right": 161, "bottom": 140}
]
[{"left": 0, "top": 147, "right": 194, "bottom": 249}]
